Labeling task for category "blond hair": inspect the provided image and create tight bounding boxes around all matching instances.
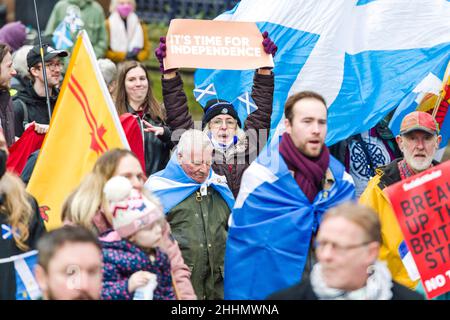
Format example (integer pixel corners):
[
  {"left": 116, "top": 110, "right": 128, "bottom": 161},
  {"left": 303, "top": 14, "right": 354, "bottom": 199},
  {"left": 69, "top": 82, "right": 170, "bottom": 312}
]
[
  {"left": 62, "top": 149, "right": 161, "bottom": 235},
  {"left": 0, "top": 172, "right": 33, "bottom": 251}
]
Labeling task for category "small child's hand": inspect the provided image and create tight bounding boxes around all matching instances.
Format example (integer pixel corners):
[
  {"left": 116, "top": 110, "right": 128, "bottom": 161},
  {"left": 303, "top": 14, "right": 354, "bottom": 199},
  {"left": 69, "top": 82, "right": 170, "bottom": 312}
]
[{"left": 128, "top": 271, "right": 155, "bottom": 293}]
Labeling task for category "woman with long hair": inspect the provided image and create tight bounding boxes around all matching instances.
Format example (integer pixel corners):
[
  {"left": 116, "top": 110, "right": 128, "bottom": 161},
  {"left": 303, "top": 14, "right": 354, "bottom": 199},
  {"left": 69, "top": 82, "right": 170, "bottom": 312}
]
[
  {"left": 114, "top": 61, "right": 172, "bottom": 176},
  {"left": 62, "top": 148, "right": 196, "bottom": 300},
  {"left": 0, "top": 129, "right": 46, "bottom": 299}
]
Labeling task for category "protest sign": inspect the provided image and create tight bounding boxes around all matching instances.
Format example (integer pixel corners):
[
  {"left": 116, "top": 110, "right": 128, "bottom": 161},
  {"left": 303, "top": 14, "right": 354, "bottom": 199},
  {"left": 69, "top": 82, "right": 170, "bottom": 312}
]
[
  {"left": 164, "top": 19, "right": 274, "bottom": 70},
  {"left": 385, "top": 161, "right": 450, "bottom": 299}
]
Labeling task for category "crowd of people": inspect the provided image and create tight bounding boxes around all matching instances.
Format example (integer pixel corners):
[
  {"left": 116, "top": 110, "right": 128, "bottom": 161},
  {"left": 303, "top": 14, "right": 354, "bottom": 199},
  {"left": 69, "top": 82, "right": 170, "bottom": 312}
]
[{"left": 0, "top": 0, "right": 448, "bottom": 301}]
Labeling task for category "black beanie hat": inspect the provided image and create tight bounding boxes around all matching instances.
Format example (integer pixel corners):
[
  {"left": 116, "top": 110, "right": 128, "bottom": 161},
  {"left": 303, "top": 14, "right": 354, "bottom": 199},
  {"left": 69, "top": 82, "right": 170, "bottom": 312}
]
[{"left": 202, "top": 99, "right": 241, "bottom": 129}]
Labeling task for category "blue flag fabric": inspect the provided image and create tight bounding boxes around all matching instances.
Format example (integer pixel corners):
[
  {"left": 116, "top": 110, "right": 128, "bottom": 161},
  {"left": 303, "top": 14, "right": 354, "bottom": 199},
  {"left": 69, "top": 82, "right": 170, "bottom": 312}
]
[
  {"left": 193, "top": 82, "right": 218, "bottom": 106},
  {"left": 388, "top": 69, "right": 450, "bottom": 156},
  {"left": 145, "top": 154, "right": 235, "bottom": 214},
  {"left": 52, "top": 21, "right": 74, "bottom": 50},
  {"left": 194, "top": 0, "right": 450, "bottom": 145},
  {"left": 224, "top": 139, "right": 355, "bottom": 299},
  {"left": 0, "top": 250, "right": 41, "bottom": 300},
  {"left": 234, "top": 91, "right": 258, "bottom": 123}
]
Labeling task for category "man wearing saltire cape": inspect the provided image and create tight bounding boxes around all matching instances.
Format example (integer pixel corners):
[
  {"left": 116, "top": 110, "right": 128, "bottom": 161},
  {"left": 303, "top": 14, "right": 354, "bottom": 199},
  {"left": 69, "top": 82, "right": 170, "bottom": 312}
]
[
  {"left": 225, "top": 92, "right": 355, "bottom": 300},
  {"left": 27, "top": 30, "right": 129, "bottom": 230},
  {"left": 146, "top": 130, "right": 234, "bottom": 299}
]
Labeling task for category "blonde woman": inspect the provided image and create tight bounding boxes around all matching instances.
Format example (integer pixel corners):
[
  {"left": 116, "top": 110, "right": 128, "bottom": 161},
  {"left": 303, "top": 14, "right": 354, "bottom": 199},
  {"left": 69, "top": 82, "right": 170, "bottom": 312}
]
[
  {"left": 0, "top": 129, "right": 46, "bottom": 300},
  {"left": 62, "top": 148, "right": 196, "bottom": 300},
  {"left": 105, "top": 0, "right": 150, "bottom": 63}
]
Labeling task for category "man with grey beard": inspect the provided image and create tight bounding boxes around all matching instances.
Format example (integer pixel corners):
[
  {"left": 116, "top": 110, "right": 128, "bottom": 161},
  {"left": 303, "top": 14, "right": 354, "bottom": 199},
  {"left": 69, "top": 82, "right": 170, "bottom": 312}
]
[{"left": 359, "top": 111, "right": 442, "bottom": 291}]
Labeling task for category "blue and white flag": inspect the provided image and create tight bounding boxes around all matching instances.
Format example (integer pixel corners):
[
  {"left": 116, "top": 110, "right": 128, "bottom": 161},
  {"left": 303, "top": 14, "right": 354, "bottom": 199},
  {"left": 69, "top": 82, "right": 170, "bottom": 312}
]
[
  {"left": 145, "top": 153, "right": 235, "bottom": 214},
  {"left": 52, "top": 21, "right": 73, "bottom": 50},
  {"left": 193, "top": 82, "right": 218, "bottom": 106},
  {"left": 389, "top": 69, "right": 450, "bottom": 160},
  {"left": 0, "top": 250, "right": 42, "bottom": 300},
  {"left": 194, "top": 0, "right": 450, "bottom": 145},
  {"left": 224, "top": 138, "right": 355, "bottom": 299},
  {"left": 234, "top": 91, "right": 257, "bottom": 122},
  {"left": 2, "top": 223, "right": 16, "bottom": 240}
]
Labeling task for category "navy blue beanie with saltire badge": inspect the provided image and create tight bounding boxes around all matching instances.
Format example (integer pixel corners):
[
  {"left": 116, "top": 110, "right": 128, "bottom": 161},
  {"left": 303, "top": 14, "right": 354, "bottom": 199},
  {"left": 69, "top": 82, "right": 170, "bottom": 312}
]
[{"left": 202, "top": 99, "right": 242, "bottom": 129}]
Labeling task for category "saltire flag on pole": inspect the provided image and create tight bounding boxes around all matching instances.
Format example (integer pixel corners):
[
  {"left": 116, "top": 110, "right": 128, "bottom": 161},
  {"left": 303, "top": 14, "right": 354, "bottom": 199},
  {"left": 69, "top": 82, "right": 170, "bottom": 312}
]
[
  {"left": 27, "top": 30, "right": 129, "bottom": 230},
  {"left": 389, "top": 63, "right": 450, "bottom": 160},
  {"left": 194, "top": 0, "right": 450, "bottom": 146}
]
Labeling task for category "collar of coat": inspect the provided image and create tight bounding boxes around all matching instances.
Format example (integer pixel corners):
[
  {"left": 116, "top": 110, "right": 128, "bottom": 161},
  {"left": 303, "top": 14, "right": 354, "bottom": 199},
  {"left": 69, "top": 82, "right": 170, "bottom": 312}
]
[{"left": 376, "top": 157, "right": 440, "bottom": 190}]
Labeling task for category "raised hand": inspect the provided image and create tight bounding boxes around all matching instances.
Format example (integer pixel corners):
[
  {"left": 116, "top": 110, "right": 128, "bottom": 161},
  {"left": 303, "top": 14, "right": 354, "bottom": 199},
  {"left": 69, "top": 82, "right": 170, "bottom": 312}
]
[
  {"left": 154, "top": 37, "right": 178, "bottom": 75},
  {"left": 262, "top": 31, "right": 277, "bottom": 57}
]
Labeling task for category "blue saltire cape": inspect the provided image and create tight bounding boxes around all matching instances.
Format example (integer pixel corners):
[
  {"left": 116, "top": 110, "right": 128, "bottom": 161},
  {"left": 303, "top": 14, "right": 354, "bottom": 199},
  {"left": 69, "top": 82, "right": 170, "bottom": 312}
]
[
  {"left": 145, "top": 154, "right": 235, "bottom": 214},
  {"left": 224, "top": 141, "right": 355, "bottom": 300}
]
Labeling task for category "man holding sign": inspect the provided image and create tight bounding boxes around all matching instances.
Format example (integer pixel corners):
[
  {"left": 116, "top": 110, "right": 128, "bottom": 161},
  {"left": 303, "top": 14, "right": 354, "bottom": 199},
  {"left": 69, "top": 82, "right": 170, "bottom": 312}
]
[{"left": 360, "top": 111, "right": 448, "bottom": 298}]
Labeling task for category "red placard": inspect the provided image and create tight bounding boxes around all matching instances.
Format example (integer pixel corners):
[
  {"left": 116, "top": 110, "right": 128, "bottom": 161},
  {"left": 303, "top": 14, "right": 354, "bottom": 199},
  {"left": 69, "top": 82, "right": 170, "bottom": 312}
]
[{"left": 385, "top": 160, "right": 450, "bottom": 299}]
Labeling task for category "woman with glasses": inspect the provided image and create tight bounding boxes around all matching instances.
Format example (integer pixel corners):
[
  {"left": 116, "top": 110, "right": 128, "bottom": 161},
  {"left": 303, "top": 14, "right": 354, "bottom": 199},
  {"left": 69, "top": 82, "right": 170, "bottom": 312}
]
[
  {"left": 155, "top": 32, "right": 277, "bottom": 198},
  {"left": 13, "top": 44, "right": 68, "bottom": 138},
  {"left": 267, "top": 202, "right": 423, "bottom": 300}
]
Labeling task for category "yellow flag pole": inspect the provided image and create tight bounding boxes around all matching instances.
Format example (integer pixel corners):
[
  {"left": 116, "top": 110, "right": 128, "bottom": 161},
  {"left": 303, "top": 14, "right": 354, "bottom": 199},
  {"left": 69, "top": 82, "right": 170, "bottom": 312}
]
[{"left": 432, "top": 60, "right": 450, "bottom": 119}]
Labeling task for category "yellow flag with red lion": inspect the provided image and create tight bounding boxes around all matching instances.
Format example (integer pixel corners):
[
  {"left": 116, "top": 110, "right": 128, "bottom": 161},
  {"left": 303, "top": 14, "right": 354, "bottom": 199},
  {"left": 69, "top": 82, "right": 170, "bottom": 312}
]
[{"left": 27, "top": 30, "right": 129, "bottom": 230}]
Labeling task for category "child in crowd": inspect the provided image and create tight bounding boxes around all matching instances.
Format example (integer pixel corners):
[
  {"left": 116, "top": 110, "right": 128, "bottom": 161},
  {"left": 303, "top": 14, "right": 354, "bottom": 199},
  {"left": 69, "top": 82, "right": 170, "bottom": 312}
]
[{"left": 100, "top": 176, "right": 175, "bottom": 300}]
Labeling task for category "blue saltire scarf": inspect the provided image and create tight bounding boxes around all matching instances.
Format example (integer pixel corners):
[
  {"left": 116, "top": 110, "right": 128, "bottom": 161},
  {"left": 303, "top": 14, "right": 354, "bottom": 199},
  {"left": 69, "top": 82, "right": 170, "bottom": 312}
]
[
  {"left": 145, "top": 153, "right": 235, "bottom": 214},
  {"left": 224, "top": 140, "right": 355, "bottom": 300}
]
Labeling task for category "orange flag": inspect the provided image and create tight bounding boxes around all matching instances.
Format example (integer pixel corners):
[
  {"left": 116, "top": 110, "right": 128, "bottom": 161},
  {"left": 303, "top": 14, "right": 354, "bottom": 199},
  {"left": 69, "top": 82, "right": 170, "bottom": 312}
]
[{"left": 27, "top": 31, "right": 129, "bottom": 230}]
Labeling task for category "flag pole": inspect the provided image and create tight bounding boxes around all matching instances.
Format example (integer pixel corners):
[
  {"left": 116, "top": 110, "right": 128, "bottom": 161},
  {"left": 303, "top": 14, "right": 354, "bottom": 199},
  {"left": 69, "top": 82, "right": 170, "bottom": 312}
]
[
  {"left": 432, "top": 60, "right": 450, "bottom": 119},
  {"left": 33, "top": 0, "right": 52, "bottom": 120}
]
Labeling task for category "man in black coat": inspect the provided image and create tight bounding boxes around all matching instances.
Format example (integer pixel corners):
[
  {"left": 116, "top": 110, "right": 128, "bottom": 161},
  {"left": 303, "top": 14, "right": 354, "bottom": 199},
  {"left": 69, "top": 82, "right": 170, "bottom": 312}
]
[
  {"left": 267, "top": 202, "right": 423, "bottom": 300},
  {"left": 13, "top": 44, "right": 67, "bottom": 138}
]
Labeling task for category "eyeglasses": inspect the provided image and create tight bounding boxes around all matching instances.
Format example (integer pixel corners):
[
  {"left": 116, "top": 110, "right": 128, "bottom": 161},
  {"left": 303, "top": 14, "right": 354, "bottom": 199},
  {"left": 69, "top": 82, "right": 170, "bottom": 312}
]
[
  {"left": 210, "top": 119, "right": 237, "bottom": 128},
  {"left": 44, "top": 62, "right": 63, "bottom": 70},
  {"left": 314, "top": 240, "right": 371, "bottom": 254}
]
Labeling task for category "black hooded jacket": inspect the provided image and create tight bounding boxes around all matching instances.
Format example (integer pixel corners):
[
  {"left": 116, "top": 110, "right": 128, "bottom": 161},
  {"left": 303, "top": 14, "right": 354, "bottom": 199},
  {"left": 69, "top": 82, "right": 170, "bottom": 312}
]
[{"left": 12, "top": 80, "right": 58, "bottom": 137}]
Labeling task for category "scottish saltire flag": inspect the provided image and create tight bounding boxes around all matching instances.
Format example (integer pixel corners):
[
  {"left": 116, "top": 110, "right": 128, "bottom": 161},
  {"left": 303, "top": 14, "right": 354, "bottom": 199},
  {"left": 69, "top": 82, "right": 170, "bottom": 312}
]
[
  {"left": 193, "top": 82, "right": 218, "bottom": 106},
  {"left": 389, "top": 68, "right": 450, "bottom": 160},
  {"left": 234, "top": 91, "right": 257, "bottom": 122},
  {"left": 194, "top": 0, "right": 450, "bottom": 146},
  {"left": 52, "top": 21, "right": 73, "bottom": 50},
  {"left": 145, "top": 153, "right": 235, "bottom": 214},
  {"left": 224, "top": 139, "right": 355, "bottom": 299},
  {"left": 1, "top": 224, "right": 16, "bottom": 240},
  {"left": 0, "top": 250, "right": 41, "bottom": 300}
]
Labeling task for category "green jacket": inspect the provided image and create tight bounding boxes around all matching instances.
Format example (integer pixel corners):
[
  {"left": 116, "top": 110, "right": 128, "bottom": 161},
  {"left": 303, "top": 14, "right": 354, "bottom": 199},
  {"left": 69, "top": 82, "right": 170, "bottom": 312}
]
[
  {"left": 45, "top": 0, "right": 107, "bottom": 58},
  {"left": 167, "top": 186, "right": 230, "bottom": 300}
]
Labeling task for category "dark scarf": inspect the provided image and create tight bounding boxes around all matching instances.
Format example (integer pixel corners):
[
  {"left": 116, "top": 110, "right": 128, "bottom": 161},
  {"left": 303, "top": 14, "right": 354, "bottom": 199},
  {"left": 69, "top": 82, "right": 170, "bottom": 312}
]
[{"left": 279, "top": 132, "right": 330, "bottom": 202}]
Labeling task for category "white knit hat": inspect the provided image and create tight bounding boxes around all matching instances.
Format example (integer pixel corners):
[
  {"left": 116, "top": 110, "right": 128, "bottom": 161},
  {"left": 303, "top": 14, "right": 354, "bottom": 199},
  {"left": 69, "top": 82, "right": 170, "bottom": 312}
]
[{"left": 103, "top": 176, "right": 163, "bottom": 238}]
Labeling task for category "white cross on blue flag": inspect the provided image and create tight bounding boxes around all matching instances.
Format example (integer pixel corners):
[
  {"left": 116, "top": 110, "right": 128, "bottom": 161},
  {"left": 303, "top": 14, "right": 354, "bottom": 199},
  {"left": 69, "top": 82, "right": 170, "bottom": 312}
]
[
  {"left": 52, "top": 21, "right": 73, "bottom": 50},
  {"left": 193, "top": 82, "right": 218, "bottom": 106},
  {"left": 194, "top": 0, "right": 450, "bottom": 148},
  {"left": 1, "top": 224, "right": 14, "bottom": 240},
  {"left": 235, "top": 92, "right": 258, "bottom": 117}
]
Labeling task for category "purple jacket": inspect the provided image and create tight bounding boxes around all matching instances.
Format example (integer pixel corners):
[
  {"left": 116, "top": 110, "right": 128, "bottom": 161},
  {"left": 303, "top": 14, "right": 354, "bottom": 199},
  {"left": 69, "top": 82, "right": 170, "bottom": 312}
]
[{"left": 100, "top": 233, "right": 176, "bottom": 300}]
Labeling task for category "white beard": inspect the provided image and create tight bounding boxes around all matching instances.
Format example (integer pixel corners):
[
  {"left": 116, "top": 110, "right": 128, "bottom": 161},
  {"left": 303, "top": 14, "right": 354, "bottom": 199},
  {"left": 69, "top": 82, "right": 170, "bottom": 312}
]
[{"left": 403, "top": 153, "right": 434, "bottom": 172}]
